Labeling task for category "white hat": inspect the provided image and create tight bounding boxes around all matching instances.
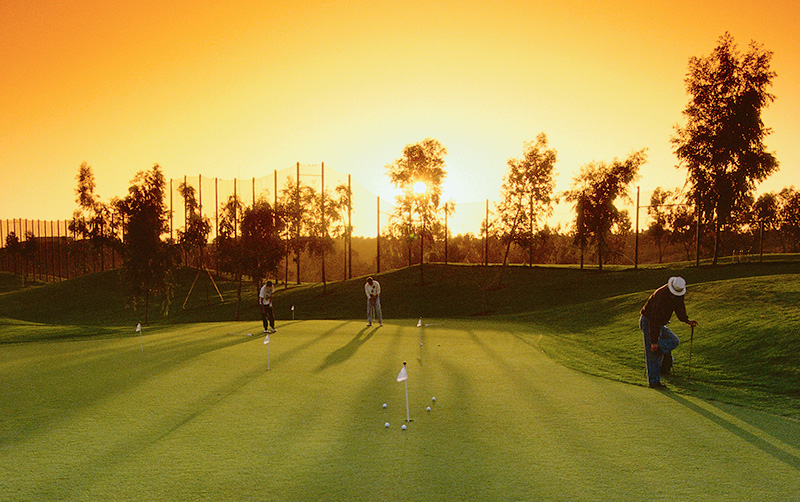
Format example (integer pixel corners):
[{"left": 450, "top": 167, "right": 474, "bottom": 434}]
[{"left": 667, "top": 276, "right": 686, "bottom": 296}]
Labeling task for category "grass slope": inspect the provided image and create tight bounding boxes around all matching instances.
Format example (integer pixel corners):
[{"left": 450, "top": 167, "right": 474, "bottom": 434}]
[
  {"left": 1, "top": 320, "right": 799, "bottom": 501},
  {"left": 2, "top": 260, "right": 799, "bottom": 416}
]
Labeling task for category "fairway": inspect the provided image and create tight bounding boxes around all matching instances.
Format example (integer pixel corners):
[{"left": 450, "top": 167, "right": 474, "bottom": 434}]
[{"left": 2, "top": 319, "right": 799, "bottom": 501}]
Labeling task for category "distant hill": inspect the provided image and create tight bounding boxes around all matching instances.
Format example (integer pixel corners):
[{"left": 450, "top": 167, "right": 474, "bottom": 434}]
[{"left": 2, "top": 260, "right": 799, "bottom": 327}]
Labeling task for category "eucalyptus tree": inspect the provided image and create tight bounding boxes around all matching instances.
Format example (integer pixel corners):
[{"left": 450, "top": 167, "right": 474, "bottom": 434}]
[
  {"left": 385, "top": 138, "right": 447, "bottom": 282},
  {"left": 494, "top": 133, "right": 557, "bottom": 272},
  {"left": 672, "top": 32, "right": 779, "bottom": 264},
  {"left": 118, "top": 164, "right": 176, "bottom": 321},
  {"left": 565, "top": 150, "right": 646, "bottom": 270}
]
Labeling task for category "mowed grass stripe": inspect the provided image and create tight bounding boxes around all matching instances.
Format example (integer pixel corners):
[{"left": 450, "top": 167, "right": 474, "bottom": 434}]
[{"left": 2, "top": 320, "right": 800, "bottom": 501}]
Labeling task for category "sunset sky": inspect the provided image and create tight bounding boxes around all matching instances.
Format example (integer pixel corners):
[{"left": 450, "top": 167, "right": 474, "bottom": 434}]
[{"left": 2, "top": 0, "right": 798, "bottom": 233}]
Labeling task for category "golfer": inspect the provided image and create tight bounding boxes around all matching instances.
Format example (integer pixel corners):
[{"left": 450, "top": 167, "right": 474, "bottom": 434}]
[
  {"left": 639, "top": 276, "right": 698, "bottom": 389},
  {"left": 259, "top": 280, "right": 276, "bottom": 334},
  {"left": 364, "top": 276, "right": 383, "bottom": 327}
]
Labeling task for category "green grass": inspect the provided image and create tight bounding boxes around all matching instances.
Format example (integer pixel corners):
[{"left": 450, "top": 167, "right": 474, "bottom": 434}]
[
  {"left": 2, "top": 262, "right": 800, "bottom": 500},
  {"left": 2, "top": 320, "right": 800, "bottom": 501}
]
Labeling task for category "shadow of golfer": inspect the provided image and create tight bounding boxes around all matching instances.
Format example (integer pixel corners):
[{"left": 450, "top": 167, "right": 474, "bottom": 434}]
[
  {"left": 314, "top": 326, "right": 375, "bottom": 373},
  {"left": 664, "top": 391, "right": 800, "bottom": 472}
]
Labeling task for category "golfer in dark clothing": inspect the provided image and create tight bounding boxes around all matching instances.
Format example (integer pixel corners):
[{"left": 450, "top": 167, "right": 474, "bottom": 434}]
[{"left": 640, "top": 277, "right": 698, "bottom": 388}]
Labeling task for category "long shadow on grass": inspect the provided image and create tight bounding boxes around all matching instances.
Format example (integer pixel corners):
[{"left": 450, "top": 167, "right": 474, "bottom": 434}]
[
  {"left": 26, "top": 331, "right": 273, "bottom": 500},
  {"left": 0, "top": 326, "right": 257, "bottom": 451},
  {"left": 314, "top": 326, "right": 375, "bottom": 373},
  {"left": 269, "top": 320, "right": 351, "bottom": 368},
  {"left": 665, "top": 391, "right": 800, "bottom": 472}
]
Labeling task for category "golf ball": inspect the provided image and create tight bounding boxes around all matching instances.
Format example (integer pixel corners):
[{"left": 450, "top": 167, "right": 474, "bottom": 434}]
[
  {"left": 426, "top": 406, "right": 431, "bottom": 412},
  {"left": 385, "top": 422, "right": 390, "bottom": 428},
  {"left": 382, "top": 403, "right": 387, "bottom": 409},
  {"left": 431, "top": 397, "right": 436, "bottom": 402},
  {"left": 401, "top": 424, "right": 407, "bottom": 430}
]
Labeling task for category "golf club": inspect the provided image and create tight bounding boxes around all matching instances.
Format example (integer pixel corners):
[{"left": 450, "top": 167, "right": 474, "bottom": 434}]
[{"left": 688, "top": 324, "right": 694, "bottom": 383}]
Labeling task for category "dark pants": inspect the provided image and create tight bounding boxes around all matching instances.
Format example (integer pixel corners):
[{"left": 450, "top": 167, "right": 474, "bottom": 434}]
[{"left": 261, "top": 304, "right": 275, "bottom": 331}]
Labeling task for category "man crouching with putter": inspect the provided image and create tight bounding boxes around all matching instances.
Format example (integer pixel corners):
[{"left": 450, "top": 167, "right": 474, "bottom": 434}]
[{"left": 639, "top": 277, "right": 698, "bottom": 389}]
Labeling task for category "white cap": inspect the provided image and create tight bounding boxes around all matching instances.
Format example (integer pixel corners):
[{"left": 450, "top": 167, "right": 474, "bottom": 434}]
[{"left": 667, "top": 276, "right": 687, "bottom": 296}]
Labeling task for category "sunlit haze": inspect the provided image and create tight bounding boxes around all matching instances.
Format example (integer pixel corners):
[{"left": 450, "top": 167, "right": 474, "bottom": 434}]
[{"left": 2, "top": 0, "right": 798, "bottom": 234}]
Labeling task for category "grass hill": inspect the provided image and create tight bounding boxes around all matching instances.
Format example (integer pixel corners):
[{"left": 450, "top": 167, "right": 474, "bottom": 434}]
[{"left": 2, "top": 260, "right": 799, "bottom": 416}]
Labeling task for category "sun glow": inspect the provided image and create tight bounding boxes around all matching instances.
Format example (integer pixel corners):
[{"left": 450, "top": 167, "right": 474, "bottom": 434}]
[{"left": 413, "top": 181, "right": 427, "bottom": 195}]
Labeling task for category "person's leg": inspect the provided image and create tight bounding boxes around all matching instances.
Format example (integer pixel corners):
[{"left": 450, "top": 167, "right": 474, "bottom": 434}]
[
  {"left": 366, "top": 298, "right": 372, "bottom": 325},
  {"left": 658, "top": 326, "right": 680, "bottom": 374},
  {"left": 375, "top": 297, "right": 383, "bottom": 324},
  {"left": 267, "top": 305, "right": 275, "bottom": 331},
  {"left": 641, "top": 316, "right": 662, "bottom": 386},
  {"left": 659, "top": 326, "right": 680, "bottom": 353},
  {"left": 261, "top": 306, "right": 269, "bottom": 332}
]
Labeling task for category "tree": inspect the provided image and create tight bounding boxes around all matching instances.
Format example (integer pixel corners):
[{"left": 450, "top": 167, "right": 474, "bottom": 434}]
[
  {"left": 672, "top": 32, "right": 779, "bottom": 264},
  {"left": 5, "top": 231, "right": 36, "bottom": 285},
  {"left": 565, "top": 150, "right": 646, "bottom": 270},
  {"left": 647, "top": 187, "right": 673, "bottom": 263},
  {"left": 494, "top": 133, "right": 557, "bottom": 274},
  {"left": 118, "top": 164, "right": 176, "bottom": 322},
  {"left": 664, "top": 189, "right": 697, "bottom": 261},
  {"left": 333, "top": 183, "right": 354, "bottom": 280},
  {"left": 69, "top": 162, "right": 119, "bottom": 273},
  {"left": 240, "top": 197, "right": 286, "bottom": 294},
  {"left": 177, "top": 181, "right": 212, "bottom": 268},
  {"left": 385, "top": 138, "right": 448, "bottom": 283},
  {"left": 215, "top": 193, "right": 245, "bottom": 319},
  {"left": 777, "top": 187, "right": 800, "bottom": 253},
  {"left": 304, "top": 183, "right": 347, "bottom": 291},
  {"left": 277, "top": 177, "right": 317, "bottom": 284}
]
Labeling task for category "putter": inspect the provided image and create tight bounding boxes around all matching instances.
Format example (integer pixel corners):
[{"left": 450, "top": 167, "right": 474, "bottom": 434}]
[{"left": 688, "top": 324, "right": 695, "bottom": 383}]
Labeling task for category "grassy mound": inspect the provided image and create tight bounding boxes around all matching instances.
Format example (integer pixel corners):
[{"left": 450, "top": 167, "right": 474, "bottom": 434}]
[{"left": 2, "top": 260, "right": 799, "bottom": 416}]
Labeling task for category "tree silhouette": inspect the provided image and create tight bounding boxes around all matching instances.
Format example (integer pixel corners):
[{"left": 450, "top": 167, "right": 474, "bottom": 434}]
[
  {"left": 385, "top": 138, "right": 448, "bottom": 283},
  {"left": 672, "top": 32, "right": 779, "bottom": 264},
  {"left": 118, "top": 164, "right": 176, "bottom": 322},
  {"left": 494, "top": 133, "right": 557, "bottom": 275},
  {"left": 565, "top": 150, "right": 646, "bottom": 270}
]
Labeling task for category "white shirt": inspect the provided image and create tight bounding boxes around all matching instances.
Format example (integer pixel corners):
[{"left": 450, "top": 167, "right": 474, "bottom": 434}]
[
  {"left": 365, "top": 280, "right": 380, "bottom": 299},
  {"left": 259, "top": 284, "right": 273, "bottom": 306}
]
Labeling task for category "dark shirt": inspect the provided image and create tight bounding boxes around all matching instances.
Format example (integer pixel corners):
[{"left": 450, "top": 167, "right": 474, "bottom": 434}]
[{"left": 640, "top": 285, "right": 689, "bottom": 343}]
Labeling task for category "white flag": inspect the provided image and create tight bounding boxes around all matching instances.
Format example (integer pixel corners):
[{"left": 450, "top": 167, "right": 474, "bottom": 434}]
[
  {"left": 416, "top": 318, "right": 422, "bottom": 327},
  {"left": 264, "top": 333, "right": 270, "bottom": 344},
  {"left": 396, "top": 365, "right": 408, "bottom": 382},
  {"left": 136, "top": 323, "right": 141, "bottom": 333}
]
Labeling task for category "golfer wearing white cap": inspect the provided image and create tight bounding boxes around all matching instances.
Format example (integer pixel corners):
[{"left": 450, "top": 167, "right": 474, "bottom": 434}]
[{"left": 639, "top": 277, "right": 698, "bottom": 389}]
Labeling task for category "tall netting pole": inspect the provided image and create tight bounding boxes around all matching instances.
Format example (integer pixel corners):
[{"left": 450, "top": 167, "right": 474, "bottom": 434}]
[
  {"left": 635, "top": 186, "right": 640, "bottom": 269},
  {"left": 348, "top": 174, "right": 352, "bottom": 280},
  {"left": 377, "top": 196, "right": 381, "bottom": 274}
]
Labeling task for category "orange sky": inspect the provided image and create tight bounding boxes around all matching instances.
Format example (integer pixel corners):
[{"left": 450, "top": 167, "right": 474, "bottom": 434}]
[{"left": 1, "top": 0, "right": 798, "bottom": 233}]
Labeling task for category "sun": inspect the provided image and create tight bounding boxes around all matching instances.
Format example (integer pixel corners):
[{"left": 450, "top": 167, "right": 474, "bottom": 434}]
[{"left": 413, "top": 181, "right": 427, "bottom": 194}]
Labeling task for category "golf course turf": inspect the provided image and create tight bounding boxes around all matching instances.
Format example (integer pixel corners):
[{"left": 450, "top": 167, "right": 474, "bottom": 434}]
[{"left": 1, "top": 263, "right": 799, "bottom": 500}]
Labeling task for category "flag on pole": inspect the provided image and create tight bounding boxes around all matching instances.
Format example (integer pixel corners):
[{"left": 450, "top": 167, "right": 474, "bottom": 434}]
[
  {"left": 264, "top": 333, "right": 270, "bottom": 344},
  {"left": 136, "top": 323, "right": 141, "bottom": 333},
  {"left": 397, "top": 361, "right": 411, "bottom": 422},
  {"left": 397, "top": 363, "right": 408, "bottom": 382}
]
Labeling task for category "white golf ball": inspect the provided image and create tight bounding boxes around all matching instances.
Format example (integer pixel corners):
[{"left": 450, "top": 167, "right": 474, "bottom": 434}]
[
  {"left": 401, "top": 424, "right": 407, "bottom": 430},
  {"left": 384, "top": 422, "right": 390, "bottom": 428},
  {"left": 426, "top": 406, "right": 431, "bottom": 412},
  {"left": 382, "top": 403, "right": 387, "bottom": 409},
  {"left": 431, "top": 397, "right": 436, "bottom": 402}
]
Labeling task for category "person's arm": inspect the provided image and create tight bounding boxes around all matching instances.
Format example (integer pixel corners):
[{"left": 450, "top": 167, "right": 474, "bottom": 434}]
[
  {"left": 674, "top": 297, "right": 698, "bottom": 327},
  {"left": 375, "top": 282, "right": 381, "bottom": 297}
]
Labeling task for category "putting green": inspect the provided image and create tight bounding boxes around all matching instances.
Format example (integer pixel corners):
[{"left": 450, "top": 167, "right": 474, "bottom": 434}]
[{"left": 1, "top": 320, "right": 799, "bottom": 501}]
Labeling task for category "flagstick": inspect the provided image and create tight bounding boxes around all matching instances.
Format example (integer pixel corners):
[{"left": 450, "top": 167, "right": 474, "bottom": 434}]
[
  {"left": 264, "top": 333, "right": 271, "bottom": 371},
  {"left": 403, "top": 361, "right": 411, "bottom": 422}
]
